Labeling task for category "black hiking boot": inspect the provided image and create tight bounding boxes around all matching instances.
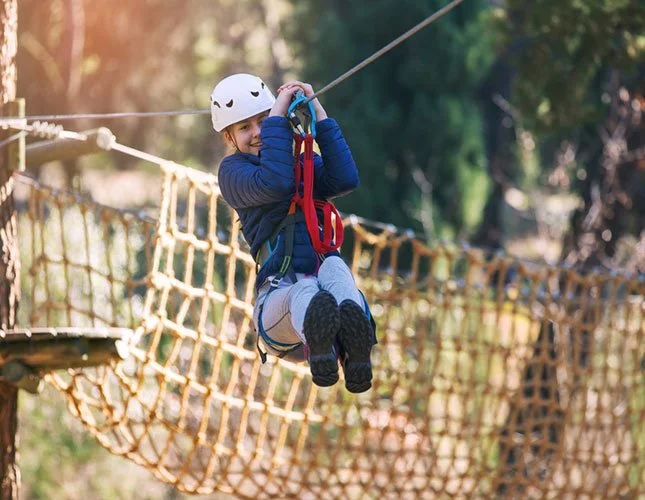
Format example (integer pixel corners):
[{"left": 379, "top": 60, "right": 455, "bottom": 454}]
[
  {"left": 303, "top": 290, "right": 340, "bottom": 387},
  {"left": 337, "top": 300, "right": 374, "bottom": 393}
]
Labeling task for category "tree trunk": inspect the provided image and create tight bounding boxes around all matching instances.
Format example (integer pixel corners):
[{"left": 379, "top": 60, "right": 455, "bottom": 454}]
[
  {"left": 494, "top": 321, "right": 565, "bottom": 496},
  {"left": 0, "top": 0, "right": 20, "bottom": 498},
  {"left": 472, "top": 55, "right": 516, "bottom": 250}
]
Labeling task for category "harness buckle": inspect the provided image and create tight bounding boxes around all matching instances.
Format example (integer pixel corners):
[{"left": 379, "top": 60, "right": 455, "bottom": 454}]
[{"left": 269, "top": 275, "right": 283, "bottom": 288}]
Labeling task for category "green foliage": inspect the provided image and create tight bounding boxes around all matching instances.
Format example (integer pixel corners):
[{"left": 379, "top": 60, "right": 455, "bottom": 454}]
[
  {"left": 285, "top": 0, "right": 494, "bottom": 238},
  {"left": 497, "top": 0, "right": 645, "bottom": 133}
]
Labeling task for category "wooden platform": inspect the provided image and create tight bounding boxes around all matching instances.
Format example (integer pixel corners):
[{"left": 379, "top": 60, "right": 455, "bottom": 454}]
[{"left": 0, "top": 327, "right": 132, "bottom": 393}]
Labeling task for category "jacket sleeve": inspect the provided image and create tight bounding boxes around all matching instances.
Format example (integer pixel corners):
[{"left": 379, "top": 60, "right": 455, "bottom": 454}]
[
  {"left": 313, "top": 118, "right": 359, "bottom": 199},
  {"left": 218, "top": 117, "right": 295, "bottom": 209}
]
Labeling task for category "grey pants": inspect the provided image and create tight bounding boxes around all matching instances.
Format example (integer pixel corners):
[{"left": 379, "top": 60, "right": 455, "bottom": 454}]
[{"left": 253, "top": 256, "right": 365, "bottom": 361}]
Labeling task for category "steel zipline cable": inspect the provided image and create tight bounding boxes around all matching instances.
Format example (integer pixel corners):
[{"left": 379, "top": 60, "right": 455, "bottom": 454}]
[
  {"left": 0, "top": 131, "right": 27, "bottom": 149},
  {"left": 0, "top": 0, "right": 465, "bottom": 125},
  {"left": 304, "top": 0, "right": 465, "bottom": 104},
  {"left": 9, "top": 109, "right": 211, "bottom": 122}
]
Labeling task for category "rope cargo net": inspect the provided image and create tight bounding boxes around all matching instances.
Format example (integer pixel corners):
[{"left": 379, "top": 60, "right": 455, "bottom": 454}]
[{"left": 12, "top": 154, "right": 645, "bottom": 498}]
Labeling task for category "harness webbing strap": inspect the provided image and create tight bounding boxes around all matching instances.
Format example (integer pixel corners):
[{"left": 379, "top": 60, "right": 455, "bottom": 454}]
[
  {"left": 255, "top": 212, "right": 305, "bottom": 276},
  {"left": 293, "top": 133, "right": 344, "bottom": 254}
]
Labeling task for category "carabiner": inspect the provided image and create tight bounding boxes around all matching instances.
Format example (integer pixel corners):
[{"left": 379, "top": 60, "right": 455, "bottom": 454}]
[{"left": 287, "top": 90, "right": 317, "bottom": 138}]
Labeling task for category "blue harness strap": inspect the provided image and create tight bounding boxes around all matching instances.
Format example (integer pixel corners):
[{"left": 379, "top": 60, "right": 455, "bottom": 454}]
[
  {"left": 256, "top": 301, "right": 303, "bottom": 364},
  {"left": 253, "top": 211, "right": 308, "bottom": 363}
]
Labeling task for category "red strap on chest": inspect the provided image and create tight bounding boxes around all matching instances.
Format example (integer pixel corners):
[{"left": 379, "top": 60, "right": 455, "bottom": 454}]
[{"left": 291, "top": 133, "right": 344, "bottom": 253}]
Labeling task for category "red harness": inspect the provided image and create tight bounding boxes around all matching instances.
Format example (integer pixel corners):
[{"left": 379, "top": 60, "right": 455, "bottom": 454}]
[{"left": 290, "top": 133, "right": 344, "bottom": 254}]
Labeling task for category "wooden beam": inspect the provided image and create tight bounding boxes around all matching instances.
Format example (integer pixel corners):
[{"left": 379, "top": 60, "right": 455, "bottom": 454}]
[
  {"left": 0, "top": 337, "right": 130, "bottom": 370},
  {"left": 25, "top": 126, "right": 115, "bottom": 165},
  {"left": 0, "top": 327, "right": 132, "bottom": 373},
  {"left": 0, "top": 326, "right": 132, "bottom": 342}
]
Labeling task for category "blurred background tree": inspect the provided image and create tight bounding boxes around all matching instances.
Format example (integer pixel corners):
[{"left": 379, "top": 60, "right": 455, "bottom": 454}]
[
  {"left": 488, "top": 2, "right": 644, "bottom": 488},
  {"left": 285, "top": 0, "right": 494, "bottom": 240},
  {"left": 493, "top": 0, "right": 645, "bottom": 271}
]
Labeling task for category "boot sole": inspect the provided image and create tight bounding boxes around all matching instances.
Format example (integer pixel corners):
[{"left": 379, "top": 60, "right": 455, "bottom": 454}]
[
  {"left": 338, "top": 300, "right": 373, "bottom": 393},
  {"left": 303, "top": 290, "right": 340, "bottom": 387}
]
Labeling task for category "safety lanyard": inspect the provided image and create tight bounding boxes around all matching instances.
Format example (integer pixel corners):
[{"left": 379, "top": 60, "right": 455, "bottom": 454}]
[
  {"left": 291, "top": 134, "right": 344, "bottom": 253},
  {"left": 287, "top": 93, "right": 343, "bottom": 254}
]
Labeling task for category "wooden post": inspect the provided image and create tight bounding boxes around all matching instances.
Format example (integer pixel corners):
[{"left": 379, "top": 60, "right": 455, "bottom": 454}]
[
  {"left": 0, "top": 0, "right": 20, "bottom": 498},
  {"left": 6, "top": 99, "right": 24, "bottom": 171}
]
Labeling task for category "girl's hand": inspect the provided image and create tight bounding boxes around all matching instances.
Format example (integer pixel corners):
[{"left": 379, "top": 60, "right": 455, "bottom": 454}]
[
  {"left": 269, "top": 84, "right": 301, "bottom": 117},
  {"left": 274, "top": 81, "right": 328, "bottom": 120}
]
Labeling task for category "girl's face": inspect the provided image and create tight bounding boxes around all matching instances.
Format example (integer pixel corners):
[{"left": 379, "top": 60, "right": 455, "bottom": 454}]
[{"left": 224, "top": 111, "right": 269, "bottom": 156}]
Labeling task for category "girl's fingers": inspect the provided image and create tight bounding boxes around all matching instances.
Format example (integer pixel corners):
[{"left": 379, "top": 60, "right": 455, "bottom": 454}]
[
  {"left": 278, "top": 81, "right": 301, "bottom": 91},
  {"left": 278, "top": 81, "right": 315, "bottom": 96},
  {"left": 282, "top": 87, "right": 300, "bottom": 98}
]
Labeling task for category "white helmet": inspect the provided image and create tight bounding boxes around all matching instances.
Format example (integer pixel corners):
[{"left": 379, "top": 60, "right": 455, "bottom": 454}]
[{"left": 210, "top": 73, "right": 276, "bottom": 132}]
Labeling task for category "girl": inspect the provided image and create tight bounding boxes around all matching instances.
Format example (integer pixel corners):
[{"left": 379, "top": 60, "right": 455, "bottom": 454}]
[{"left": 211, "top": 73, "right": 375, "bottom": 393}]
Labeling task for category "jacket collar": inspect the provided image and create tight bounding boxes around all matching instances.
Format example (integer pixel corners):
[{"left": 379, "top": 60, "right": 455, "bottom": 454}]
[{"left": 232, "top": 150, "right": 261, "bottom": 165}]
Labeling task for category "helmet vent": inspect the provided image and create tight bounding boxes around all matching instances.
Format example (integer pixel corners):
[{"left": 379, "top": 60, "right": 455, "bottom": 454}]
[
  {"left": 226, "top": 100, "right": 234, "bottom": 108},
  {"left": 212, "top": 100, "right": 220, "bottom": 108},
  {"left": 251, "top": 91, "right": 259, "bottom": 97}
]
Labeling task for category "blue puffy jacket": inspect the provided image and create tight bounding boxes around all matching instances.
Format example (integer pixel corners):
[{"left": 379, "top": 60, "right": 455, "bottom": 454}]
[{"left": 218, "top": 116, "right": 359, "bottom": 290}]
